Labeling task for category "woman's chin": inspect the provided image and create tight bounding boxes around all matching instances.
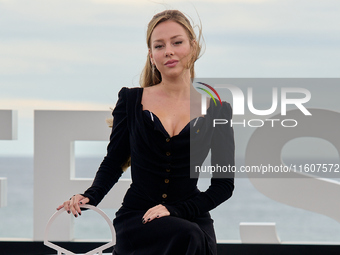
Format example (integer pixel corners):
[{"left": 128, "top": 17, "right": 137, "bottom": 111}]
[{"left": 162, "top": 69, "right": 190, "bottom": 80}]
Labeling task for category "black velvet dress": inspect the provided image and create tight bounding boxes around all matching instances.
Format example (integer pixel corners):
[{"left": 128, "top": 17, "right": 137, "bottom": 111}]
[{"left": 83, "top": 87, "right": 235, "bottom": 255}]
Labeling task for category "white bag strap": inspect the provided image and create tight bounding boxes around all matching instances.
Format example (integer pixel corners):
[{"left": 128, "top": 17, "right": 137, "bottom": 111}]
[{"left": 44, "top": 204, "right": 115, "bottom": 255}]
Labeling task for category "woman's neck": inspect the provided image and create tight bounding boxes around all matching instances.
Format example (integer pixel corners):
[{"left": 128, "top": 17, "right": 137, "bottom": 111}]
[{"left": 159, "top": 72, "right": 191, "bottom": 99}]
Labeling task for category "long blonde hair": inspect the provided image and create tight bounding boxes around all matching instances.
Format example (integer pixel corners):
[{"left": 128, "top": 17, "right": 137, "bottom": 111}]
[
  {"left": 111, "top": 10, "right": 203, "bottom": 171},
  {"left": 140, "top": 10, "right": 203, "bottom": 88}
]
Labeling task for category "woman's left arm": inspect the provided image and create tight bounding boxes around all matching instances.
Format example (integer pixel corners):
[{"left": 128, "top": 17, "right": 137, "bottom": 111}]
[{"left": 165, "top": 102, "right": 235, "bottom": 220}]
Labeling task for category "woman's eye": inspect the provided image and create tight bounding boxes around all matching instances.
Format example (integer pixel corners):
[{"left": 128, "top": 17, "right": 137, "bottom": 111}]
[
  {"left": 154, "top": 45, "right": 163, "bottom": 49},
  {"left": 174, "top": 41, "right": 183, "bottom": 45}
]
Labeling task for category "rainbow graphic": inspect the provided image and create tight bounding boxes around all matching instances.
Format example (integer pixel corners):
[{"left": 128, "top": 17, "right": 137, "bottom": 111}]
[{"left": 195, "top": 82, "right": 223, "bottom": 106}]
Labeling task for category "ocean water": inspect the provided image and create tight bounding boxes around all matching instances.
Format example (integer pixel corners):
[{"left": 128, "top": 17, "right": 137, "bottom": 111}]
[{"left": 0, "top": 156, "right": 340, "bottom": 243}]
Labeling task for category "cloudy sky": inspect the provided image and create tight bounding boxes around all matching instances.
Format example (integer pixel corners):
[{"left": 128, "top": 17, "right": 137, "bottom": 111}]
[{"left": 1, "top": 0, "right": 340, "bottom": 156}]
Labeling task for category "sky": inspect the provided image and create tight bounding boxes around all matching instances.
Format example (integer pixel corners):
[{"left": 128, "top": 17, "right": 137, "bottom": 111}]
[{"left": 1, "top": 0, "right": 340, "bottom": 156}]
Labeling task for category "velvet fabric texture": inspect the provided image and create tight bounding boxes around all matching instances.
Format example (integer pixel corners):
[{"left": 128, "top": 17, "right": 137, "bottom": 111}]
[{"left": 83, "top": 87, "right": 235, "bottom": 254}]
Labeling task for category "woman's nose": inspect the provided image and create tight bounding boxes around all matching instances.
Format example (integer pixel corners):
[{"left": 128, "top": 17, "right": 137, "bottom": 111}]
[{"left": 164, "top": 45, "right": 174, "bottom": 57}]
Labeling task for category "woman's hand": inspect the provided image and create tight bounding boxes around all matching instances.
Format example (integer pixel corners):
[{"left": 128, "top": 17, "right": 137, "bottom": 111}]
[
  {"left": 57, "top": 194, "right": 90, "bottom": 218},
  {"left": 142, "top": 204, "right": 170, "bottom": 224}
]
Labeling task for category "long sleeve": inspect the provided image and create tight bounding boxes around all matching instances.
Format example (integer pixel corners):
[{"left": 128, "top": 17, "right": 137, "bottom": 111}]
[
  {"left": 82, "top": 87, "right": 131, "bottom": 206},
  {"left": 165, "top": 101, "right": 235, "bottom": 220}
]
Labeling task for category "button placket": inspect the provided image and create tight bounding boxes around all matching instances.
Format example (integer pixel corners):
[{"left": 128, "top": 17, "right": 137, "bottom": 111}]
[
  {"left": 162, "top": 136, "right": 171, "bottom": 202},
  {"left": 165, "top": 136, "right": 172, "bottom": 172}
]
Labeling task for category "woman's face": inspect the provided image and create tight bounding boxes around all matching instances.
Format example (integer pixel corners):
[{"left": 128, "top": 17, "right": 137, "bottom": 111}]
[{"left": 149, "top": 20, "right": 192, "bottom": 80}]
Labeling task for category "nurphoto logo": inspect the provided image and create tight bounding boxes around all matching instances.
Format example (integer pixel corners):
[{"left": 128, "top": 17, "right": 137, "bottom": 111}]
[
  {"left": 195, "top": 82, "right": 222, "bottom": 106},
  {"left": 195, "top": 81, "right": 312, "bottom": 128}
]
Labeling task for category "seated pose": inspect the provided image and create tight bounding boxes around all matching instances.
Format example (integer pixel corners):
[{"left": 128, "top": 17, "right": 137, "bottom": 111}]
[{"left": 58, "top": 9, "right": 235, "bottom": 255}]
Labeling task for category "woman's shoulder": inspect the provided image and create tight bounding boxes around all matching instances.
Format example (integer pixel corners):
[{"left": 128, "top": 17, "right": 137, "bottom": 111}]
[
  {"left": 116, "top": 86, "right": 143, "bottom": 100},
  {"left": 138, "top": 84, "right": 164, "bottom": 102},
  {"left": 118, "top": 86, "right": 143, "bottom": 94},
  {"left": 207, "top": 97, "right": 233, "bottom": 118}
]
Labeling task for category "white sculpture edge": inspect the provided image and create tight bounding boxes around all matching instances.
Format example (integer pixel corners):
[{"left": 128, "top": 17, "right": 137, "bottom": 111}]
[{"left": 44, "top": 204, "right": 115, "bottom": 255}]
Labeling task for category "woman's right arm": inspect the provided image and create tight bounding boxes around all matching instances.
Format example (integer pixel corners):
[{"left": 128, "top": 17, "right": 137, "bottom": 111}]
[{"left": 57, "top": 87, "right": 130, "bottom": 217}]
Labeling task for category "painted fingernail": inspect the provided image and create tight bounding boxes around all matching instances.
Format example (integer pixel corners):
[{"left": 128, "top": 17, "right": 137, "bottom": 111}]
[
  {"left": 80, "top": 202, "right": 83, "bottom": 204},
  {"left": 147, "top": 218, "right": 150, "bottom": 221},
  {"left": 67, "top": 210, "right": 70, "bottom": 214},
  {"left": 79, "top": 212, "right": 81, "bottom": 216},
  {"left": 142, "top": 219, "right": 145, "bottom": 224},
  {"left": 74, "top": 214, "right": 77, "bottom": 217}
]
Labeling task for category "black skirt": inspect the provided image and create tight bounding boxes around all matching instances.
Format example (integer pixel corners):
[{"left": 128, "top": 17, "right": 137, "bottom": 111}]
[{"left": 112, "top": 206, "right": 217, "bottom": 255}]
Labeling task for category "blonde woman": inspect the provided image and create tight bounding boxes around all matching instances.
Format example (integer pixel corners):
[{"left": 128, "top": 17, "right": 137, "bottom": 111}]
[{"left": 58, "top": 10, "right": 234, "bottom": 255}]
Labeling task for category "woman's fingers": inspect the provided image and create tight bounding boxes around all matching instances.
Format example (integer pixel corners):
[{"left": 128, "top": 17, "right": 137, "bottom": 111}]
[
  {"left": 142, "top": 204, "right": 170, "bottom": 224},
  {"left": 70, "top": 194, "right": 84, "bottom": 217},
  {"left": 79, "top": 197, "right": 90, "bottom": 205},
  {"left": 57, "top": 194, "right": 89, "bottom": 218},
  {"left": 56, "top": 204, "right": 64, "bottom": 210},
  {"left": 63, "top": 200, "right": 71, "bottom": 214},
  {"left": 72, "top": 196, "right": 81, "bottom": 217}
]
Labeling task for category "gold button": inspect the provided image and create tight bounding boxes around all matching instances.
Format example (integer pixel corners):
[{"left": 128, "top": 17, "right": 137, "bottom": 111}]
[
  {"left": 164, "top": 179, "right": 169, "bottom": 183},
  {"left": 166, "top": 152, "right": 171, "bottom": 156},
  {"left": 166, "top": 138, "right": 170, "bottom": 142},
  {"left": 162, "top": 193, "right": 167, "bottom": 199},
  {"left": 166, "top": 169, "right": 170, "bottom": 173}
]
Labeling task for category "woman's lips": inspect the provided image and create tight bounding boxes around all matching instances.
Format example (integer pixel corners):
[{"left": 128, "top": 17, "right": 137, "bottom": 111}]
[{"left": 164, "top": 60, "right": 178, "bottom": 67}]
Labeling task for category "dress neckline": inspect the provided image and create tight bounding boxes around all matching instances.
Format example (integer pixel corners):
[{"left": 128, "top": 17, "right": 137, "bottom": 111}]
[
  {"left": 143, "top": 109, "right": 190, "bottom": 138},
  {"left": 139, "top": 87, "right": 191, "bottom": 138}
]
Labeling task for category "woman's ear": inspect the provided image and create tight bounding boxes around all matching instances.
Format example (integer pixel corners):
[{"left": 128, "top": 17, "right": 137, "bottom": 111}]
[{"left": 191, "top": 39, "right": 197, "bottom": 55}]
